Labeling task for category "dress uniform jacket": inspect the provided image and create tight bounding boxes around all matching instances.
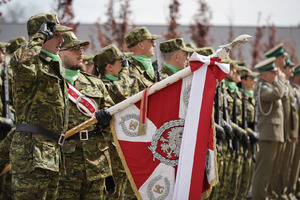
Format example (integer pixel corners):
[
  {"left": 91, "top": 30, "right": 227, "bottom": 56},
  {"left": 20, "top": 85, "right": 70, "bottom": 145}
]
[{"left": 9, "top": 33, "right": 69, "bottom": 174}]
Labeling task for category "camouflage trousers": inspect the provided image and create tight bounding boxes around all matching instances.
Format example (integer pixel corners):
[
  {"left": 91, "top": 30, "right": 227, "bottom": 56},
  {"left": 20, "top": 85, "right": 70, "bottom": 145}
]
[
  {"left": 0, "top": 173, "right": 12, "bottom": 200},
  {"left": 57, "top": 179, "right": 105, "bottom": 200},
  {"left": 11, "top": 168, "right": 59, "bottom": 200}
]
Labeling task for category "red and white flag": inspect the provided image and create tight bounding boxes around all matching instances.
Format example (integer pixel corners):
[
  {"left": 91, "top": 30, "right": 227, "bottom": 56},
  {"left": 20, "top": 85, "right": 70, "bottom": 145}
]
[{"left": 111, "top": 52, "right": 229, "bottom": 200}]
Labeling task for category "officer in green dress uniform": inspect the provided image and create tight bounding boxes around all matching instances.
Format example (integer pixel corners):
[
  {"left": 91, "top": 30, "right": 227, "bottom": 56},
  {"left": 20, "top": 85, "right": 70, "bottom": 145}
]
[{"left": 252, "top": 57, "right": 286, "bottom": 200}]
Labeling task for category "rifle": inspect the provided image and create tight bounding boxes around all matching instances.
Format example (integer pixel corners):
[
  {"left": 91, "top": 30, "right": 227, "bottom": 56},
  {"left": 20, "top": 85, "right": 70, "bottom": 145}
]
[
  {"left": 241, "top": 84, "right": 249, "bottom": 160},
  {"left": 249, "top": 93, "right": 259, "bottom": 163},
  {"left": 214, "top": 82, "right": 225, "bottom": 155},
  {"left": 222, "top": 85, "right": 234, "bottom": 154},
  {"left": 232, "top": 91, "right": 240, "bottom": 160},
  {"left": 1, "top": 58, "right": 13, "bottom": 135},
  {"left": 153, "top": 48, "right": 161, "bottom": 82}
]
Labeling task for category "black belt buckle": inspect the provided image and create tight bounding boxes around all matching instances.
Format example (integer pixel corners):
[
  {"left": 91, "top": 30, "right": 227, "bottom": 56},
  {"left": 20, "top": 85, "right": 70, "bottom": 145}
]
[
  {"left": 58, "top": 133, "right": 66, "bottom": 146},
  {"left": 80, "top": 130, "right": 89, "bottom": 141}
]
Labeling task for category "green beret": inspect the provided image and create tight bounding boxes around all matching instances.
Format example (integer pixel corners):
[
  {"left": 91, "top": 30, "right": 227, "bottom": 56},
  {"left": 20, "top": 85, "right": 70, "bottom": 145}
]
[
  {"left": 264, "top": 43, "right": 284, "bottom": 58},
  {"left": 255, "top": 57, "right": 277, "bottom": 72},
  {"left": 27, "top": 13, "right": 72, "bottom": 36},
  {"left": 6, "top": 37, "right": 27, "bottom": 54},
  {"left": 61, "top": 31, "right": 90, "bottom": 48},
  {"left": 125, "top": 26, "right": 161, "bottom": 48},
  {"left": 159, "top": 38, "right": 193, "bottom": 53}
]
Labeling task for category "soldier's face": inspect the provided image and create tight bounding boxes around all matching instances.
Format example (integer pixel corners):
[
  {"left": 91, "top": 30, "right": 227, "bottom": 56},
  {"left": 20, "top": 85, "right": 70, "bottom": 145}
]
[
  {"left": 111, "top": 60, "right": 122, "bottom": 77},
  {"left": 42, "top": 32, "right": 64, "bottom": 54},
  {"left": 59, "top": 45, "right": 84, "bottom": 70},
  {"left": 275, "top": 54, "right": 286, "bottom": 69},
  {"left": 176, "top": 50, "right": 189, "bottom": 69},
  {"left": 245, "top": 76, "right": 255, "bottom": 89},
  {"left": 0, "top": 48, "right": 5, "bottom": 63},
  {"left": 141, "top": 39, "right": 155, "bottom": 58},
  {"left": 283, "top": 66, "right": 294, "bottom": 79},
  {"left": 264, "top": 71, "right": 277, "bottom": 83}
]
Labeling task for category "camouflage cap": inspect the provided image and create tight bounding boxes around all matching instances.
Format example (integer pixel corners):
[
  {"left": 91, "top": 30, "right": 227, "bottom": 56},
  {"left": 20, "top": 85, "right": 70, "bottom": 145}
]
[
  {"left": 125, "top": 26, "right": 161, "bottom": 48},
  {"left": 61, "top": 31, "right": 90, "bottom": 48},
  {"left": 0, "top": 41, "right": 10, "bottom": 48},
  {"left": 93, "top": 44, "right": 124, "bottom": 69},
  {"left": 27, "top": 13, "right": 72, "bottom": 36},
  {"left": 186, "top": 42, "right": 197, "bottom": 51},
  {"left": 239, "top": 67, "right": 259, "bottom": 79},
  {"left": 6, "top": 37, "right": 27, "bottom": 54},
  {"left": 159, "top": 38, "right": 193, "bottom": 53},
  {"left": 196, "top": 47, "right": 215, "bottom": 56},
  {"left": 83, "top": 54, "right": 94, "bottom": 65}
]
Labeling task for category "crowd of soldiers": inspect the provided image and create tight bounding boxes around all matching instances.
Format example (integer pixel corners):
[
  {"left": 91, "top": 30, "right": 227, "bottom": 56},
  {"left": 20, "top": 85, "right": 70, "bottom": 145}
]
[{"left": 0, "top": 12, "right": 299, "bottom": 200}]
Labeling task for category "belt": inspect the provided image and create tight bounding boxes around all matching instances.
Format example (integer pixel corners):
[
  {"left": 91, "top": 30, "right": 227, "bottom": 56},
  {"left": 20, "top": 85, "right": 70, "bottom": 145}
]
[
  {"left": 68, "top": 129, "right": 98, "bottom": 141},
  {"left": 16, "top": 124, "right": 65, "bottom": 146}
]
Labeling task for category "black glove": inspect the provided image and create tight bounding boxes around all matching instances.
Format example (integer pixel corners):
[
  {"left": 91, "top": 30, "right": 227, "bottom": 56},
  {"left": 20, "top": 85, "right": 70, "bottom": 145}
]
[
  {"left": 37, "top": 21, "right": 56, "bottom": 43},
  {"left": 234, "top": 126, "right": 243, "bottom": 140},
  {"left": 95, "top": 107, "right": 112, "bottom": 129},
  {"left": 215, "top": 123, "right": 225, "bottom": 141},
  {"left": 249, "top": 131, "right": 259, "bottom": 143},
  {"left": 1, "top": 117, "right": 13, "bottom": 129},
  {"left": 242, "top": 134, "right": 250, "bottom": 148},
  {"left": 222, "top": 119, "right": 233, "bottom": 139},
  {"left": 121, "top": 55, "right": 129, "bottom": 67}
]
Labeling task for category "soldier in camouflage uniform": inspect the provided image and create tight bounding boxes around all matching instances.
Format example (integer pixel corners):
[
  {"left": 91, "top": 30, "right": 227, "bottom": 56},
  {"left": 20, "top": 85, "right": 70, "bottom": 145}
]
[
  {"left": 57, "top": 31, "right": 114, "bottom": 200},
  {"left": 124, "top": 26, "right": 161, "bottom": 91},
  {"left": 159, "top": 38, "right": 193, "bottom": 80},
  {"left": 94, "top": 44, "right": 139, "bottom": 199},
  {"left": 82, "top": 54, "right": 98, "bottom": 76},
  {"left": 186, "top": 42, "right": 215, "bottom": 56},
  {"left": 9, "top": 13, "right": 72, "bottom": 199},
  {"left": 95, "top": 44, "right": 140, "bottom": 104},
  {"left": 252, "top": 57, "right": 286, "bottom": 200}
]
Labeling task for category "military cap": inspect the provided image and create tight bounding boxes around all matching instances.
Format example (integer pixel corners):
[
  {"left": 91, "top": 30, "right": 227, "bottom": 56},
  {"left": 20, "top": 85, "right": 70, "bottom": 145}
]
[
  {"left": 186, "top": 42, "right": 197, "bottom": 51},
  {"left": 293, "top": 63, "right": 300, "bottom": 76},
  {"left": 254, "top": 57, "right": 277, "bottom": 72},
  {"left": 264, "top": 43, "right": 285, "bottom": 58},
  {"left": 83, "top": 54, "right": 94, "bottom": 65},
  {"left": 285, "top": 58, "right": 295, "bottom": 67},
  {"left": 27, "top": 13, "right": 72, "bottom": 36},
  {"left": 159, "top": 38, "right": 193, "bottom": 53},
  {"left": 240, "top": 67, "right": 259, "bottom": 79},
  {"left": 125, "top": 26, "right": 161, "bottom": 48},
  {"left": 93, "top": 44, "right": 124, "bottom": 69},
  {"left": 61, "top": 31, "right": 90, "bottom": 48},
  {"left": 196, "top": 47, "right": 215, "bottom": 56},
  {"left": 0, "top": 41, "right": 10, "bottom": 48},
  {"left": 6, "top": 37, "right": 27, "bottom": 54}
]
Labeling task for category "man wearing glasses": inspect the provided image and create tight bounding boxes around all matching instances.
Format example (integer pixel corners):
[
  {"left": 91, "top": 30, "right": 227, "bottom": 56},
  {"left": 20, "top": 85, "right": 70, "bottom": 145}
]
[{"left": 58, "top": 31, "right": 114, "bottom": 200}]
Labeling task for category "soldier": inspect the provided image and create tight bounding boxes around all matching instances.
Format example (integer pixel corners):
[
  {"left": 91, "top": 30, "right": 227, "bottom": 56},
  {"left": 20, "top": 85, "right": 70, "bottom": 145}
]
[
  {"left": 94, "top": 44, "right": 138, "bottom": 199},
  {"left": 186, "top": 42, "right": 215, "bottom": 56},
  {"left": 276, "top": 57, "right": 299, "bottom": 200},
  {"left": 159, "top": 38, "right": 193, "bottom": 80},
  {"left": 9, "top": 13, "right": 72, "bottom": 199},
  {"left": 95, "top": 44, "right": 139, "bottom": 104},
  {"left": 264, "top": 43, "right": 289, "bottom": 199},
  {"left": 124, "top": 26, "right": 161, "bottom": 91},
  {"left": 289, "top": 63, "right": 300, "bottom": 200},
  {"left": 82, "top": 54, "right": 98, "bottom": 76},
  {"left": 57, "top": 31, "right": 114, "bottom": 200},
  {"left": 251, "top": 57, "right": 286, "bottom": 200}
]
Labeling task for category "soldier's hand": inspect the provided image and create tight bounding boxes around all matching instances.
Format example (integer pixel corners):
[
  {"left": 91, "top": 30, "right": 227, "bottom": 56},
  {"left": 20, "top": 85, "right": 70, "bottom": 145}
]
[
  {"left": 95, "top": 107, "right": 112, "bottom": 129},
  {"left": 242, "top": 134, "right": 250, "bottom": 147},
  {"left": 249, "top": 131, "right": 259, "bottom": 143},
  {"left": 222, "top": 119, "right": 233, "bottom": 139},
  {"left": 2, "top": 117, "right": 14, "bottom": 129},
  {"left": 121, "top": 55, "right": 129, "bottom": 67},
  {"left": 215, "top": 123, "right": 225, "bottom": 141},
  {"left": 0, "top": 158, "right": 8, "bottom": 175},
  {"left": 37, "top": 21, "right": 56, "bottom": 43},
  {"left": 234, "top": 126, "right": 243, "bottom": 140}
]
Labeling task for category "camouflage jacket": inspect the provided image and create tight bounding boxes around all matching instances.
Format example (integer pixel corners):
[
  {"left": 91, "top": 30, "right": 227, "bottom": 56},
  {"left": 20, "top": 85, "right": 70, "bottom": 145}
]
[
  {"left": 129, "top": 58, "right": 157, "bottom": 91},
  {"left": 61, "top": 72, "right": 115, "bottom": 181},
  {"left": 9, "top": 33, "right": 69, "bottom": 174},
  {"left": 160, "top": 64, "right": 174, "bottom": 80},
  {"left": 101, "top": 67, "right": 140, "bottom": 104}
]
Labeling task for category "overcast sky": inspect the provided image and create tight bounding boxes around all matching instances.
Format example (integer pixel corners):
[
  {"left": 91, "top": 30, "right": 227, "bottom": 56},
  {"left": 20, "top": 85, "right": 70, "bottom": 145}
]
[{"left": 1, "top": 0, "right": 300, "bottom": 27}]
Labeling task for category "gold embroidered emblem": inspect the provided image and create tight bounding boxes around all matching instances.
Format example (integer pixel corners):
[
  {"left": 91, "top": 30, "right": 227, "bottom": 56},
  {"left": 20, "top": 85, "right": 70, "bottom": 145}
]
[
  {"left": 129, "top": 120, "right": 138, "bottom": 131},
  {"left": 153, "top": 185, "right": 164, "bottom": 194}
]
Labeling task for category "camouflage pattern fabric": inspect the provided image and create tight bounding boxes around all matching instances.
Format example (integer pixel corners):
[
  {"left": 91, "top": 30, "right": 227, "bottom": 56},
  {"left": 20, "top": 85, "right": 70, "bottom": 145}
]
[
  {"left": 94, "top": 44, "right": 124, "bottom": 70},
  {"left": 6, "top": 37, "right": 27, "bottom": 54},
  {"left": 101, "top": 67, "right": 140, "bottom": 104},
  {"left": 0, "top": 42, "right": 9, "bottom": 48},
  {"left": 125, "top": 27, "right": 161, "bottom": 48},
  {"left": 128, "top": 57, "right": 157, "bottom": 91},
  {"left": 159, "top": 38, "right": 193, "bottom": 53},
  {"left": 11, "top": 168, "right": 59, "bottom": 200},
  {"left": 27, "top": 13, "right": 72, "bottom": 36},
  {"left": 58, "top": 72, "right": 114, "bottom": 199},
  {"left": 60, "top": 31, "right": 89, "bottom": 48},
  {"left": 160, "top": 63, "right": 175, "bottom": 80}
]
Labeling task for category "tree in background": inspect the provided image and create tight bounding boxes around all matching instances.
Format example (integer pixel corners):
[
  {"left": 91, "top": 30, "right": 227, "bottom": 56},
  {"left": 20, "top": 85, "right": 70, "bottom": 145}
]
[
  {"left": 90, "top": 0, "right": 134, "bottom": 52},
  {"left": 164, "top": 0, "right": 181, "bottom": 40},
  {"left": 189, "top": 0, "right": 212, "bottom": 47},
  {"left": 54, "top": 0, "right": 79, "bottom": 33},
  {"left": 251, "top": 13, "right": 266, "bottom": 69}
]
